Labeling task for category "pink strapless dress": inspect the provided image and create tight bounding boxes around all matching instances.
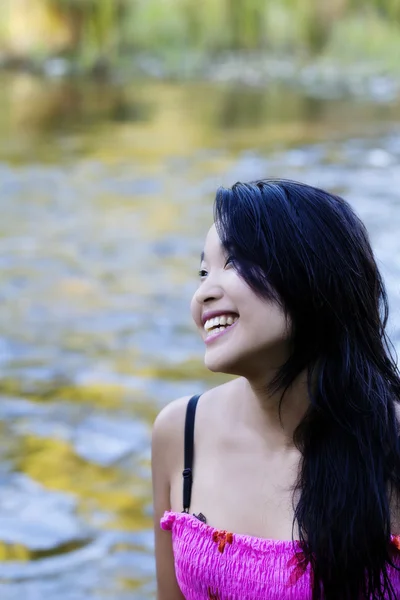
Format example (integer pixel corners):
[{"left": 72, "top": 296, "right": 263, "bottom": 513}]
[{"left": 161, "top": 510, "right": 400, "bottom": 600}]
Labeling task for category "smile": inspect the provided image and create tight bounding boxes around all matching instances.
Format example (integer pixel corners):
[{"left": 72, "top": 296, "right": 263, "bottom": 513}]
[{"left": 204, "top": 315, "right": 239, "bottom": 344}]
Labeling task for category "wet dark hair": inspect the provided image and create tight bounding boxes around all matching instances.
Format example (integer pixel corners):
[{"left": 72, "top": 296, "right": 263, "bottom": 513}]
[{"left": 214, "top": 179, "right": 400, "bottom": 599}]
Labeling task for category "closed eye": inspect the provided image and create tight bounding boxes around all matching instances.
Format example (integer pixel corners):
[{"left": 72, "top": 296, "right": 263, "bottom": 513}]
[{"left": 224, "top": 256, "right": 234, "bottom": 268}]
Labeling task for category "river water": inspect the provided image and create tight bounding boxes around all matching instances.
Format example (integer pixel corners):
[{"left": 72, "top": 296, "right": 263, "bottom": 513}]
[{"left": 0, "top": 71, "right": 399, "bottom": 599}]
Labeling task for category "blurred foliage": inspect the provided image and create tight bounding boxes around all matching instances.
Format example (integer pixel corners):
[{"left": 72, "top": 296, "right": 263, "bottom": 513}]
[
  {"left": 45, "top": 0, "right": 127, "bottom": 63},
  {"left": 0, "top": 0, "right": 399, "bottom": 66}
]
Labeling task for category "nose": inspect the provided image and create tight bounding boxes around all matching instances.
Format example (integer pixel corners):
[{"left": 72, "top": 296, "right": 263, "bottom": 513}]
[{"left": 194, "top": 276, "right": 224, "bottom": 306}]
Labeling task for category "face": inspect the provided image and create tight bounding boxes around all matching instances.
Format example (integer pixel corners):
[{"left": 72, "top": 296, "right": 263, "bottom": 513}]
[{"left": 190, "top": 224, "right": 291, "bottom": 378}]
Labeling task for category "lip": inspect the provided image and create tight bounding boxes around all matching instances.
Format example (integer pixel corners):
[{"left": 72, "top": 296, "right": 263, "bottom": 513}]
[
  {"left": 204, "top": 317, "right": 239, "bottom": 345},
  {"left": 201, "top": 309, "right": 239, "bottom": 326}
]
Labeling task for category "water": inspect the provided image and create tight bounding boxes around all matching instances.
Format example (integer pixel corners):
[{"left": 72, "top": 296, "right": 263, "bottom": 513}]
[{"left": 0, "top": 70, "right": 400, "bottom": 599}]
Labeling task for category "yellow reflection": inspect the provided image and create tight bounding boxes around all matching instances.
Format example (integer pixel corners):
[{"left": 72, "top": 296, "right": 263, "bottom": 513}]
[
  {"left": 55, "top": 383, "right": 126, "bottom": 409},
  {"left": 90, "top": 84, "right": 210, "bottom": 163},
  {"left": 18, "top": 435, "right": 151, "bottom": 532},
  {"left": 0, "top": 542, "right": 30, "bottom": 561},
  {"left": 0, "top": 379, "right": 126, "bottom": 410},
  {"left": 116, "top": 576, "right": 148, "bottom": 592}
]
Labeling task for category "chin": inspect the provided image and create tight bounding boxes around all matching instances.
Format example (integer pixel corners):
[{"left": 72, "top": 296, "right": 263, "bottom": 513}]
[
  {"left": 204, "top": 349, "right": 241, "bottom": 375},
  {"left": 204, "top": 342, "right": 278, "bottom": 380}
]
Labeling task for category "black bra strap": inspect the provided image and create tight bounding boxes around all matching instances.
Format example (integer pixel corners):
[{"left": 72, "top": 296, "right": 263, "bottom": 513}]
[{"left": 182, "top": 394, "right": 201, "bottom": 513}]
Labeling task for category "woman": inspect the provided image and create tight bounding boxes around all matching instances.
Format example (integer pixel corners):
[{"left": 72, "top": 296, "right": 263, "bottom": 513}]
[{"left": 151, "top": 179, "right": 400, "bottom": 599}]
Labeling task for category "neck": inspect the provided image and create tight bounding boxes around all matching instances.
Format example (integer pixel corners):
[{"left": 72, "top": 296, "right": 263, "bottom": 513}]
[{"left": 235, "top": 372, "right": 309, "bottom": 450}]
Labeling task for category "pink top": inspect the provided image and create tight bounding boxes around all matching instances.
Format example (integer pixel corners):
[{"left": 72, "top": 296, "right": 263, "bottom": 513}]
[{"left": 161, "top": 510, "right": 400, "bottom": 600}]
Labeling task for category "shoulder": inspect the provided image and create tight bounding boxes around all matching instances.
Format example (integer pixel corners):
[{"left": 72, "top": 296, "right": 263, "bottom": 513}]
[
  {"left": 151, "top": 379, "right": 240, "bottom": 468},
  {"left": 152, "top": 378, "right": 237, "bottom": 433},
  {"left": 152, "top": 396, "right": 193, "bottom": 599},
  {"left": 151, "top": 395, "right": 194, "bottom": 513},
  {"left": 152, "top": 395, "right": 192, "bottom": 435},
  {"left": 152, "top": 381, "right": 234, "bottom": 454},
  {"left": 151, "top": 395, "right": 192, "bottom": 470}
]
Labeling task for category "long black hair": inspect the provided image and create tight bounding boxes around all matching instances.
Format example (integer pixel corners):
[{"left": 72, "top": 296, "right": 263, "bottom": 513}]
[{"left": 214, "top": 179, "right": 400, "bottom": 599}]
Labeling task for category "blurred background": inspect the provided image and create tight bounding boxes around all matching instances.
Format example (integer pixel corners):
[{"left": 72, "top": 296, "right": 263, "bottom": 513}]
[{"left": 0, "top": 0, "right": 400, "bottom": 598}]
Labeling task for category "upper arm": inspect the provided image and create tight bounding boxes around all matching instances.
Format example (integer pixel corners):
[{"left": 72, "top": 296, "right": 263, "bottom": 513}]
[{"left": 152, "top": 396, "right": 190, "bottom": 600}]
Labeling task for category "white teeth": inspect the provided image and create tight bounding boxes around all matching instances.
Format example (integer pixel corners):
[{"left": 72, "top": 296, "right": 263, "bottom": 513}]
[{"left": 203, "top": 314, "right": 238, "bottom": 333}]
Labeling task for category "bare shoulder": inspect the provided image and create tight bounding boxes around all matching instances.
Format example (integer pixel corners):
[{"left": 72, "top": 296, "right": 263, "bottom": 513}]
[
  {"left": 151, "top": 380, "right": 240, "bottom": 600},
  {"left": 152, "top": 382, "right": 230, "bottom": 436},
  {"left": 152, "top": 395, "right": 193, "bottom": 472},
  {"left": 153, "top": 380, "right": 234, "bottom": 442},
  {"left": 152, "top": 379, "right": 239, "bottom": 468},
  {"left": 152, "top": 397, "right": 192, "bottom": 600},
  {"left": 152, "top": 395, "right": 192, "bottom": 436}
]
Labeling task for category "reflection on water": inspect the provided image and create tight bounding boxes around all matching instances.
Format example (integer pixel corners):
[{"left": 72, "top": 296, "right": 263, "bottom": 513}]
[
  {"left": 0, "top": 71, "right": 399, "bottom": 599},
  {"left": 1, "top": 72, "right": 400, "bottom": 163}
]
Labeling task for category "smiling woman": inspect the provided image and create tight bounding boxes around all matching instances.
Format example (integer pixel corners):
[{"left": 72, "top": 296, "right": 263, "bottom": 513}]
[
  {"left": 151, "top": 179, "right": 400, "bottom": 600},
  {"left": 192, "top": 224, "right": 290, "bottom": 377}
]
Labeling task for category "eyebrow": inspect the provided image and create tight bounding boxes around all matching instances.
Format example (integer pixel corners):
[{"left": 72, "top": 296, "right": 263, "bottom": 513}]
[{"left": 200, "top": 251, "right": 205, "bottom": 263}]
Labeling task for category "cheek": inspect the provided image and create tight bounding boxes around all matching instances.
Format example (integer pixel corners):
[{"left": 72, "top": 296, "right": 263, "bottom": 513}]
[
  {"left": 190, "top": 294, "right": 201, "bottom": 328},
  {"left": 265, "top": 310, "right": 290, "bottom": 342},
  {"left": 245, "top": 300, "right": 290, "bottom": 342}
]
